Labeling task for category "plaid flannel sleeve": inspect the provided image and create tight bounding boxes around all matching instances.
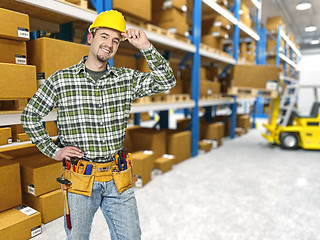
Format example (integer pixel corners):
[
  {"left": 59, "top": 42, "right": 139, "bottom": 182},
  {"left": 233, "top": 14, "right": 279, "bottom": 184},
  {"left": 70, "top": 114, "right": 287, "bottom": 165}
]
[
  {"left": 132, "top": 44, "right": 176, "bottom": 99},
  {"left": 21, "top": 76, "right": 59, "bottom": 159}
]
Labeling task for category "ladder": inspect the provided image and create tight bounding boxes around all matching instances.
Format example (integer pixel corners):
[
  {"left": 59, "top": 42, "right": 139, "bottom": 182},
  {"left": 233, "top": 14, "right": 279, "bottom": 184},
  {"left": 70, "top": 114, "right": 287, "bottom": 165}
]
[{"left": 277, "top": 75, "right": 299, "bottom": 126}]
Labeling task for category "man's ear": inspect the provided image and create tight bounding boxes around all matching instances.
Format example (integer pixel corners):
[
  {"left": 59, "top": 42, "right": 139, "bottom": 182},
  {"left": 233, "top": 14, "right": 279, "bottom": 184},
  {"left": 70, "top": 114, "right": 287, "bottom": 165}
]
[{"left": 87, "top": 32, "right": 93, "bottom": 44}]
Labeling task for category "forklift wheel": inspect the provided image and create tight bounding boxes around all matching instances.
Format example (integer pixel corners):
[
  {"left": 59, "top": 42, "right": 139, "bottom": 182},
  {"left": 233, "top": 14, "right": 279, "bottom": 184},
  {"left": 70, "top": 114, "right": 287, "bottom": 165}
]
[{"left": 280, "top": 132, "right": 298, "bottom": 150}]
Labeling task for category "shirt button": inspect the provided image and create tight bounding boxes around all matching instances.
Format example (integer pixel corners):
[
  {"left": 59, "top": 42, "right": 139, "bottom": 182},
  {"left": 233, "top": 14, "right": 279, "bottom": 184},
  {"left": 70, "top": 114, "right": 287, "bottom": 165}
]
[{"left": 98, "top": 104, "right": 102, "bottom": 107}]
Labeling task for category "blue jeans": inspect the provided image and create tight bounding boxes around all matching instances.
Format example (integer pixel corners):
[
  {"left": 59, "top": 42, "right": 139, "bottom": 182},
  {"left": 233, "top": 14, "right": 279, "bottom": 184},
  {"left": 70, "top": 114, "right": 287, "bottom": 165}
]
[{"left": 64, "top": 180, "right": 141, "bottom": 240}]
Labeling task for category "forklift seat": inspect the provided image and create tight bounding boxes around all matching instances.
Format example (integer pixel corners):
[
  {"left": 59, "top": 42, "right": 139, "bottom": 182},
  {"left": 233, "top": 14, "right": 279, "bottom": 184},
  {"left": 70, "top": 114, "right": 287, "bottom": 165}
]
[{"left": 309, "top": 102, "right": 320, "bottom": 118}]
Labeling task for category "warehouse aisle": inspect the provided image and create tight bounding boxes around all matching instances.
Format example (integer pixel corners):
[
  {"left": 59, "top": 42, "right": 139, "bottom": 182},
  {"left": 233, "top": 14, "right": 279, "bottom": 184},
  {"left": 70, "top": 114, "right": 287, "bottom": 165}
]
[{"left": 34, "top": 127, "right": 320, "bottom": 240}]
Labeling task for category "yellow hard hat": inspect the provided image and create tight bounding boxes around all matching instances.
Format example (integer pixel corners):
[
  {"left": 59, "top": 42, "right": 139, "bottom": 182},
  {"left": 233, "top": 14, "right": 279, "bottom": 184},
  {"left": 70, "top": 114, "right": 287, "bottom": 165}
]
[{"left": 88, "top": 10, "right": 126, "bottom": 33}]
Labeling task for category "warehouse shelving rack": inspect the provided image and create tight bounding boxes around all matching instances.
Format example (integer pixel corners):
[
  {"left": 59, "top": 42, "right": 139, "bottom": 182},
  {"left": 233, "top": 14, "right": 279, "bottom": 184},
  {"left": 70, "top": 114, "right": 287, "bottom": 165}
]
[
  {"left": 0, "top": 0, "right": 261, "bottom": 157},
  {"left": 254, "top": 24, "right": 301, "bottom": 123}
]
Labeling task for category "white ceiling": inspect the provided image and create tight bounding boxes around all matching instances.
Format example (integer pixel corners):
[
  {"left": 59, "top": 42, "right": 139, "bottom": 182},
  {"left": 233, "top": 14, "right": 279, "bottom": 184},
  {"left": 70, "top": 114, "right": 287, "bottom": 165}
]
[{"left": 260, "top": 0, "right": 320, "bottom": 50}]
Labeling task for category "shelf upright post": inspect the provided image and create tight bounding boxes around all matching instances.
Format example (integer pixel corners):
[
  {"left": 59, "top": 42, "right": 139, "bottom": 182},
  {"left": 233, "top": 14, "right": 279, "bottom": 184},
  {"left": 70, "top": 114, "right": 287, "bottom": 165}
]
[
  {"left": 255, "top": 0, "right": 261, "bottom": 64},
  {"left": 257, "top": 27, "right": 266, "bottom": 65},
  {"left": 230, "top": 95, "right": 237, "bottom": 138},
  {"left": 276, "top": 25, "right": 281, "bottom": 67},
  {"left": 190, "top": 0, "right": 202, "bottom": 157},
  {"left": 283, "top": 41, "right": 288, "bottom": 76},
  {"left": 232, "top": 0, "right": 240, "bottom": 61}
]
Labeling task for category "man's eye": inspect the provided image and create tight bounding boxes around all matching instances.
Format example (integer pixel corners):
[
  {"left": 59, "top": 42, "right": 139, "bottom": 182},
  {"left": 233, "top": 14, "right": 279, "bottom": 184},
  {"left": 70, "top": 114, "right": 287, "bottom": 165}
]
[{"left": 113, "top": 40, "right": 119, "bottom": 45}]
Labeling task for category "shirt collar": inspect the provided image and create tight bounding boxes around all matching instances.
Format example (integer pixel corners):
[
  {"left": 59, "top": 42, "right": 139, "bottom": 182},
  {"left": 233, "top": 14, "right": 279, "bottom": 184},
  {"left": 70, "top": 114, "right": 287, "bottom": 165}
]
[{"left": 75, "top": 56, "right": 118, "bottom": 77}]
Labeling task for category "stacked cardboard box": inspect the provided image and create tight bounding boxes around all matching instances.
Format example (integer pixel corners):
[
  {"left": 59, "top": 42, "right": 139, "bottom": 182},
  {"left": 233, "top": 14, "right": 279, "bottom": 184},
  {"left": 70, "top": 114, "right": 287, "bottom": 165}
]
[
  {"left": 0, "top": 159, "right": 22, "bottom": 212},
  {"left": 151, "top": 0, "right": 189, "bottom": 37},
  {"left": 0, "top": 8, "right": 37, "bottom": 115},
  {"left": 181, "top": 65, "right": 221, "bottom": 97},
  {"left": 27, "top": 37, "right": 90, "bottom": 88},
  {"left": 202, "top": 16, "right": 230, "bottom": 51},
  {"left": 13, "top": 153, "right": 64, "bottom": 224},
  {"left": 113, "top": 0, "right": 152, "bottom": 22},
  {"left": 9, "top": 124, "right": 30, "bottom": 143},
  {"left": 239, "top": 41, "right": 256, "bottom": 63},
  {"left": 0, "top": 127, "right": 12, "bottom": 146},
  {"left": 239, "top": 3, "right": 252, "bottom": 28},
  {"left": 237, "top": 114, "right": 251, "bottom": 133},
  {"left": 0, "top": 158, "right": 42, "bottom": 239}
]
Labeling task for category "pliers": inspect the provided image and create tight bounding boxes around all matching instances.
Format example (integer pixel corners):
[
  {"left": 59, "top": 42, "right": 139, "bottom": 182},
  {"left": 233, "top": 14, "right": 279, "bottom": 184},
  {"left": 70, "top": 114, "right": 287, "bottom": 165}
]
[{"left": 115, "top": 150, "right": 128, "bottom": 171}]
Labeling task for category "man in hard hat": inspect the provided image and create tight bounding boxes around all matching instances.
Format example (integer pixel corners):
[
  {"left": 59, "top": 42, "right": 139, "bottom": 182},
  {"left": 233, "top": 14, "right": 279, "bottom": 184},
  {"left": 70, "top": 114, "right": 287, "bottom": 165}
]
[{"left": 21, "top": 10, "right": 176, "bottom": 240}]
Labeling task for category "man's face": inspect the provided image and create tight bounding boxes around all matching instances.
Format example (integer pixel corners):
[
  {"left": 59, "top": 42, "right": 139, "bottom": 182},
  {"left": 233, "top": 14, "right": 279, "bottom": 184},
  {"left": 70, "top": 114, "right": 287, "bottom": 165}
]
[{"left": 88, "top": 28, "right": 122, "bottom": 62}]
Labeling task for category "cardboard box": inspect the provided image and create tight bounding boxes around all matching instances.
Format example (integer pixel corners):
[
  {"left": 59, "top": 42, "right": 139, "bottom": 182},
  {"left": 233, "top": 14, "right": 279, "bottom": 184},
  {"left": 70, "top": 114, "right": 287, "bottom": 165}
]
[
  {"left": 0, "top": 205, "right": 41, "bottom": 239},
  {"left": 199, "top": 140, "right": 212, "bottom": 152},
  {"left": 0, "top": 63, "right": 37, "bottom": 99},
  {"left": 113, "top": 0, "right": 151, "bottom": 22},
  {"left": 27, "top": 37, "right": 90, "bottom": 78},
  {"left": 176, "top": 118, "right": 191, "bottom": 131},
  {"left": 130, "top": 128, "right": 166, "bottom": 159},
  {"left": 0, "top": 8, "right": 30, "bottom": 41},
  {"left": 202, "top": 34, "right": 223, "bottom": 50},
  {"left": 152, "top": 8, "right": 188, "bottom": 35},
  {"left": 45, "top": 121, "right": 58, "bottom": 137},
  {"left": 266, "top": 16, "right": 285, "bottom": 33},
  {"left": 0, "top": 38, "right": 27, "bottom": 64},
  {"left": 152, "top": 0, "right": 187, "bottom": 11},
  {"left": 132, "top": 151, "right": 154, "bottom": 187},
  {"left": 214, "top": 15, "right": 231, "bottom": 30},
  {"left": 215, "top": 122, "right": 225, "bottom": 146},
  {"left": 200, "top": 122, "right": 221, "bottom": 141},
  {"left": 0, "top": 159, "right": 22, "bottom": 212},
  {"left": 22, "top": 189, "right": 64, "bottom": 224},
  {"left": 232, "top": 64, "right": 281, "bottom": 89},
  {"left": 114, "top": 48, "right": 138, "bottom": 69},
  {"left": 0, "top": 127, "right": 12, "bottom": 146},
  {"left": 166, "top": 130, "right": 191, "bottom": 164},
  {"left": 12, "top": 133, "right": 29, "bottom": 142},
  {"left": 14, "top": 153, "right": 62, "bottom": 196},
  {"left": 237, "top": 114, "right": 251, "bottom": 133},
  {"left": 154, "top": 155, "right": 174, "bottom": 173}
]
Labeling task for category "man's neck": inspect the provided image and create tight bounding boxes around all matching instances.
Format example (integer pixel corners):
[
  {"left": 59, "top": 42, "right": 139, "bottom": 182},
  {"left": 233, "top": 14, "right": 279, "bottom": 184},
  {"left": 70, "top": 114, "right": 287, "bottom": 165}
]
[{"left": 85, "top": 55, "right": 107, "bottom": 71}]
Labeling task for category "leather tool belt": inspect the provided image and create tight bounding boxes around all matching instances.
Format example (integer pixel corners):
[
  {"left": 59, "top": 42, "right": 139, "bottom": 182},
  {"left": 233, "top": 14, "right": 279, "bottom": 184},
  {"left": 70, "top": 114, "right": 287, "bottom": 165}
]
[{"left": 62, "top": 156, "right": 133, "bottom": 196}]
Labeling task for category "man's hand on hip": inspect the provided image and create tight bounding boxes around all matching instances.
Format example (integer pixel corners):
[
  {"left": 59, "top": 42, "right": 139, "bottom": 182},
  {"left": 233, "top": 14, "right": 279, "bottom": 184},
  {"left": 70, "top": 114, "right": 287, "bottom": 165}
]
[
  {"left": 122, "top": 28, "right": 151, "bottom": 50},
  {"left": 54, "top": 146, "right": 84, "bottom": 161}
]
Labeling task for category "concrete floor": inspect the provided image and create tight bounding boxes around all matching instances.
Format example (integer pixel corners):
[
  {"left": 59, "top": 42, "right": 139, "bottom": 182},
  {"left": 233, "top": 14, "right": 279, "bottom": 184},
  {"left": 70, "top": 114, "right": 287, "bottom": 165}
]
[{"left": 33, "top": 126, "right": 320, "bottom": 240}]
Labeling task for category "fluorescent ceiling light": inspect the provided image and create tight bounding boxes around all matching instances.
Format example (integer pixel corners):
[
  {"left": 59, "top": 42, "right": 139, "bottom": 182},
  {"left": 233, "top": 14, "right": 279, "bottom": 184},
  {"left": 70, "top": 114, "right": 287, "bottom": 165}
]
[
  {"left": 305, "top": 25, "right": 317, "bottom": 32},
  {"left": 311, "top": 39, "right": 320, "bottom": 44},
  {"left": 296, "top": 0, "right": 311, "bottom": 10}
]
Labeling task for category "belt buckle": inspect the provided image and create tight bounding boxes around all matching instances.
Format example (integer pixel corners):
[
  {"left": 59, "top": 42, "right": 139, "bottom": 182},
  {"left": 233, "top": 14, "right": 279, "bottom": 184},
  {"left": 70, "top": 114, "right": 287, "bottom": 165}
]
[{"left": 97, "top": 166, "right": 111, "bottom": 172}]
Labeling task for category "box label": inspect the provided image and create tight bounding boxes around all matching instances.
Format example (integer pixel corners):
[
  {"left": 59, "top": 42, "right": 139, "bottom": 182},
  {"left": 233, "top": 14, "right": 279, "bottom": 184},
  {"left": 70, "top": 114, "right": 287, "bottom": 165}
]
[
  {"left": 37, "top": 72, "right": 45, "bottom": 80},
  {"left": 17, "top": 27, "right": 29, "bottom": 39},
  {"left": 16, "top": 205, "right": 38, "bottom": 216},
  {"left": 31, "top": 226, "right": 42, "bottom": 237},
  {"left": 15, "top": 55, "right": 27, "bottom": 65},
  {"left": 28, "top": 183, "right": 36, "bottom": 195}
]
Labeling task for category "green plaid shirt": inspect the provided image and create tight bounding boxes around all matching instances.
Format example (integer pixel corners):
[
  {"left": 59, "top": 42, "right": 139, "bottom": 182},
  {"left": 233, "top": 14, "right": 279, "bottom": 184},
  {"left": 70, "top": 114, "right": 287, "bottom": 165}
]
[{"left": 21, "top": 44, "right": 176, "bottom": 161}]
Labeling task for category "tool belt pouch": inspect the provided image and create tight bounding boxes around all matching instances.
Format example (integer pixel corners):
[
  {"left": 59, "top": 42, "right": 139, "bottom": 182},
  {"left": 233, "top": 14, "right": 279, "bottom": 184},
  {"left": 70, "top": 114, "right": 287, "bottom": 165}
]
[
  {"left": 112, "top": 167, "right": 133, "bottom": 194},
  {"left": 63, "top": 169, "right": 94, "bottom": 197}
]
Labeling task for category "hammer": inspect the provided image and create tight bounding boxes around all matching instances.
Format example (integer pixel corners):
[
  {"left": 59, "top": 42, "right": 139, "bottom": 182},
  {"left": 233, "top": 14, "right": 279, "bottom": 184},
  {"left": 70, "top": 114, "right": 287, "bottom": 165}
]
[{"left": 57, "top": 177, "right": 72, "bottom": 229}]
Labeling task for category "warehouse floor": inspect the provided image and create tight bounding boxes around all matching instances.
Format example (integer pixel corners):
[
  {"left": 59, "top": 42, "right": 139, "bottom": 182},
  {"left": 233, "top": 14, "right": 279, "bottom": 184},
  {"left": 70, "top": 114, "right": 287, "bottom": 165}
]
[{"left": 33, "top": 123, "right": 320, "bottom": 240}]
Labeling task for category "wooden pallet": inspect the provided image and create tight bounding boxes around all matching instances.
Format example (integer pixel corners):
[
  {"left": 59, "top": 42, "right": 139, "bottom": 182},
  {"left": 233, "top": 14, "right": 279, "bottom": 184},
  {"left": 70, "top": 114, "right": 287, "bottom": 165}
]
[
  {"left": 133, "top": 96, "right": 152, "bottom": 104},
  {"left": 200, "top": 94, "right": 224, "bottom": 100},
  {"left": 227, "top": 87, "right": 258, "bottom": 98},
  {"left": 200, "top": 43, "right": 233, "bottom": 60},
  {"left": 257, "top": 89, "right": 278, "bottom": 99},
  {"left": 152, "top": 94, "right": 190, "bottom": 103},
  {"left": 55, "top": 0, "right": 95, "bottom": 12}
]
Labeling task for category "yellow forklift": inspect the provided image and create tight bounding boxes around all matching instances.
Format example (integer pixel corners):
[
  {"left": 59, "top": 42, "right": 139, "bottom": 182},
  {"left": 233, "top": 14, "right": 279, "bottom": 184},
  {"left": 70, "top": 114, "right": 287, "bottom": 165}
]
[{"left": 262, "top": 75, "right": 320, "bottom": 150}]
